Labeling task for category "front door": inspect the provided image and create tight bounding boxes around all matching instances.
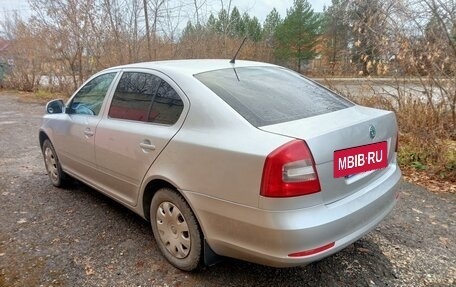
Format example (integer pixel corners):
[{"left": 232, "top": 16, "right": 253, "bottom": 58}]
[{"left": 54, "top": 72, "right": 117, "bottom": 179}]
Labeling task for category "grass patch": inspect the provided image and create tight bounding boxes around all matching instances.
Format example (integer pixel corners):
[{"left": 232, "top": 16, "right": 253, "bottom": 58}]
[
  {"left": 322, "top": 78, "right": 455, "bottom": 189},
  {"left": 35, "top": 89, "right": 56, "bottom": 101},
  {"left": 350, "top": 93, "right": 455, "bottom": 186},
  {"left": 0, "top": 89, "right": 69, "bottom": 104},
  {"left": 398, "top": 135, "right": 455, "bottom": 181}
]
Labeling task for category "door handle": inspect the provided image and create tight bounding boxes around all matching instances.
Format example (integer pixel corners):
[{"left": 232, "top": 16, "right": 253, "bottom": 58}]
[
  {"left": 84, "top": 128, "right": 94, "bottom": 137},
  {"left": 139, "top": 141, "right": 156, "bottom": 151}
]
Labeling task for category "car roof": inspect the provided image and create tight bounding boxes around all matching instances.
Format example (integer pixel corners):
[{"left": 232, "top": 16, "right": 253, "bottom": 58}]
[{"left": 105, "top": 59, "right": 277, "bottom": 76}]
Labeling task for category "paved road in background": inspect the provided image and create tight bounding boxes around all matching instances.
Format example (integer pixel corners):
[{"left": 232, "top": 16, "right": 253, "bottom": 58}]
[{"left": 0, "top": 93, "right": 454, "bottom": 286}]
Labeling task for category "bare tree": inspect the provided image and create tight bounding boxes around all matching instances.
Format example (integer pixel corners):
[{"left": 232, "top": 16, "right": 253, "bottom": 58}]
[
  {"left": 143, "top": 0, "right": 152, "bottom": 59},
  {"left": 390, "top": 0, "right": 456, "bottom": 131},
  {"left": 1, "top": 15, "right": 48, "bottom": 91},
  {"left": 29, "top": 0, "right": 100, "bottom": 89},
  {"left": 147, "top": 0, "right": 166, "bottom": 60}
]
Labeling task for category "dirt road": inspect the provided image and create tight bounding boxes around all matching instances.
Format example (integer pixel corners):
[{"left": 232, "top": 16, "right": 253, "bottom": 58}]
[{"left": 0, "top": 92, "right": 454, "bottom": 286}]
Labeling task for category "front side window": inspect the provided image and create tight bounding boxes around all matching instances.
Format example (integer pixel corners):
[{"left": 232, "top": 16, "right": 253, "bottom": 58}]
[
  {"left": 109, "top": 72, "right": 184, "bottom": 125},
  {"left": 69, "top": 73, "right": 116, "bottom": 116}
]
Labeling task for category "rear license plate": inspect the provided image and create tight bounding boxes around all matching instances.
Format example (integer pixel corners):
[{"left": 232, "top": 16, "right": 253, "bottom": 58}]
[{"left": 334, "top": 141, "right": 388, "bottom": 178}]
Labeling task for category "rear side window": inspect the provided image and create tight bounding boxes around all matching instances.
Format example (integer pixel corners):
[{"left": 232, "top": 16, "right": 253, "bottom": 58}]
[
  {"left": 195, "top": 67, "right": 353, "bottom": 127},
  {"left": 109, "top": 72, "right": 161, "bottom": 121},
  {"left": 109, "top": 72, "right": 184, "bottom": 124},
  {"left": 149, "top": 81, "right": 184, "bottom": 125}
]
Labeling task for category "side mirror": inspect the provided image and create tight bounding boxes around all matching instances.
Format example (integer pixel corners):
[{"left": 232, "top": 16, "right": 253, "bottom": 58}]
[{"left": 45, "top": 99, "right": 65, "bottom": 114}]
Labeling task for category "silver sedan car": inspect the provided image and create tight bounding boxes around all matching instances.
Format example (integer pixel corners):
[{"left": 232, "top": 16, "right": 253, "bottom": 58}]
[{"left": 39, "top": 60, "right": 401, "bottom": 271}]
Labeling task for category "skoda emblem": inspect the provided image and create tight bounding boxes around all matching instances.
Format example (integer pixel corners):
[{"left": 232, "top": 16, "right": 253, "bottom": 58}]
[{"left": 369, "top": 125, "right": 376, "bottom": 140}]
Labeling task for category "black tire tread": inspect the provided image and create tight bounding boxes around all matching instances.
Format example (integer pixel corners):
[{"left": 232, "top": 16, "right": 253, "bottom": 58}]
[
  {"left": 150, "top": 188, "right": 203, "bottom": 271},
  {"left": 42, "top": 139, "right": 68, "bottom": 187}
]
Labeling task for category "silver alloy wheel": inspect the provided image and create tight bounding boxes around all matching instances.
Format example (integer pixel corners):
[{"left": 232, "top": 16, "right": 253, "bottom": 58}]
[
  {"left": 44, "top": 146, "right": 59, "bottom": 183},
  {"left": 156, "top": 201, "right": 191, "bottom": 259}
]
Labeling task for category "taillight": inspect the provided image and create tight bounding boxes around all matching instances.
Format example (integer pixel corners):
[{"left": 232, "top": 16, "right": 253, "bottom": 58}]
[{"left": 260, "top": 140, "right": 321, "bottom": 197}]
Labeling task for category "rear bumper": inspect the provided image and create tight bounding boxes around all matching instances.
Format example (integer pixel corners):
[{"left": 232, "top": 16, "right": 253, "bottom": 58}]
[{"left": 183, "top": 164, "right": 401, "bottom": 267}]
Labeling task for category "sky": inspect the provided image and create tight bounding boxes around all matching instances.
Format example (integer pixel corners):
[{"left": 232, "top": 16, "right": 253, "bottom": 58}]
[{"left": 0, "top": 0, "right": 332, "bottom": 26}]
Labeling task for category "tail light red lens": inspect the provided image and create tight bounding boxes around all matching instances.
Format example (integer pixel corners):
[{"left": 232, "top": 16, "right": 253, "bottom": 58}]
[{"left": 260, "top": 140, "right": 321, "bottom": 197}]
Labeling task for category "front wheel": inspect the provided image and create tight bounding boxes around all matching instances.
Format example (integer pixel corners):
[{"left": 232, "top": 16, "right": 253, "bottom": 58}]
[
  {"left": 42, "top": 139, "right": 67, "bottom": 187},
  {"left": 150, "top": 188, "right": 202, "bottom": 271}
]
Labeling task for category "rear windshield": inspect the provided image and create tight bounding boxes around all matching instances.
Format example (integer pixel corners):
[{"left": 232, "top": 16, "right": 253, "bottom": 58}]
[{"left": 195, "top": 66, "right": 353, "bottom": 127}]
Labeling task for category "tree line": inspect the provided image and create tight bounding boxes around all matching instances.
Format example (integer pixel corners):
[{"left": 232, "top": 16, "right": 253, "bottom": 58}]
[{"left": 0, "top": 0, "right": 454, "bottom": 96}]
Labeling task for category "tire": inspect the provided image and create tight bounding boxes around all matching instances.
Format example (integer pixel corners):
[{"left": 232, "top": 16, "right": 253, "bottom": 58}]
[
  {"left": 150, "top": 188, "right": 202, "bottom": 271},
  {"left": 42, "top": 139, "right": 67, "bottom": 187}
]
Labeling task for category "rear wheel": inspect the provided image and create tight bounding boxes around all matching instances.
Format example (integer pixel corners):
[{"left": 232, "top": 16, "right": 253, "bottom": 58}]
[
  {"left": 150, "top": 188, "right": 202, "bottom": 271},
  {"left": 42, "top": 139, "right": 67, "bottom": 187}
]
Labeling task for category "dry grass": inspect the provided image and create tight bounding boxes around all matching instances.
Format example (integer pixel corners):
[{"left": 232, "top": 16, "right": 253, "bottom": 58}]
[
  {"left": 4, "top": 89, "right": 70, "bottom": 104},
  {"left": 324, "top": 80, "right": 456, "bottom": 189},
  {"left": 367, "top": 96, "right": 454, "bottom": 182}
]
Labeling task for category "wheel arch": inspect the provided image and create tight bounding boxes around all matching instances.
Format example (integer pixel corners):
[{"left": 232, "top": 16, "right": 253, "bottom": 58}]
[
  {"left": 142, "top": 179, "right": 205, "bottom": 230},
  {"left": 142, "top": 178, "right": 222, "bottom": 267},
  {"left": 39, "top": 130, "right": 50, "bottom": 150},
  {"left": 142, "top": 178, "right": 177, "bottom": 222}
]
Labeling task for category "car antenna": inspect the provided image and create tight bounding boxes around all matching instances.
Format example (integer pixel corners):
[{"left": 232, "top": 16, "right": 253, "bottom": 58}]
[{"left": 230, "top": 37, "right": 247, "bottom": 64}]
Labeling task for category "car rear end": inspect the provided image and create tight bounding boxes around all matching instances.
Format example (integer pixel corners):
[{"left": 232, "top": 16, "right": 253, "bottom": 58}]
[
  {"left": 253, "top": 106, "right": 400, "bottom": 266},
  {"left": 188, "top": 64, "right": 401, "bottom": 267}
]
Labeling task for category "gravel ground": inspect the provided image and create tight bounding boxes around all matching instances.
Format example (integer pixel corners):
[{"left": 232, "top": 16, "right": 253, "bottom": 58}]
[{"left": 0, "top": 92, "right": 454, "bottom": 287}]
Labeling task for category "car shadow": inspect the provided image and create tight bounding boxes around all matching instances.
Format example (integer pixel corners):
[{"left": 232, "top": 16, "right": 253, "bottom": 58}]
[
  {"left": 43, "top": 178, "right": 397, "bottom": 286},
  {"left": 191, "top": 237, "right": 397, "bottom": 286}
]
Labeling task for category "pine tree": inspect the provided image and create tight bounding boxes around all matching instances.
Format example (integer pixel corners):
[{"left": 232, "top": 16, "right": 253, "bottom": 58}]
[
  {"left": 181, "top": 21, "right": 195, "bottom": 40},
  {"left": 229, "top": 7, "right": 245, "bottom": 37},
  {"left": 207, "top": 14, "right": 217, "bottom": 33},
  {"left": 263, "top": 8, "right": 282, "bottom": 43},
  {"left": 274, "top": 0, "right": 322, "bottom": 72},
  {"left": 247, "top": 16, "right": 262, "bottom": 42},
  {"left": 216, "top": 9, "right": 229, "bottom": 34}
]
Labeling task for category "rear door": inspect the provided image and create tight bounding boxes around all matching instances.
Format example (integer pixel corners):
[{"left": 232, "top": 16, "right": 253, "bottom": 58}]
[{"left": 94, "top": 70, "right": 188, "bottom": 206}]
